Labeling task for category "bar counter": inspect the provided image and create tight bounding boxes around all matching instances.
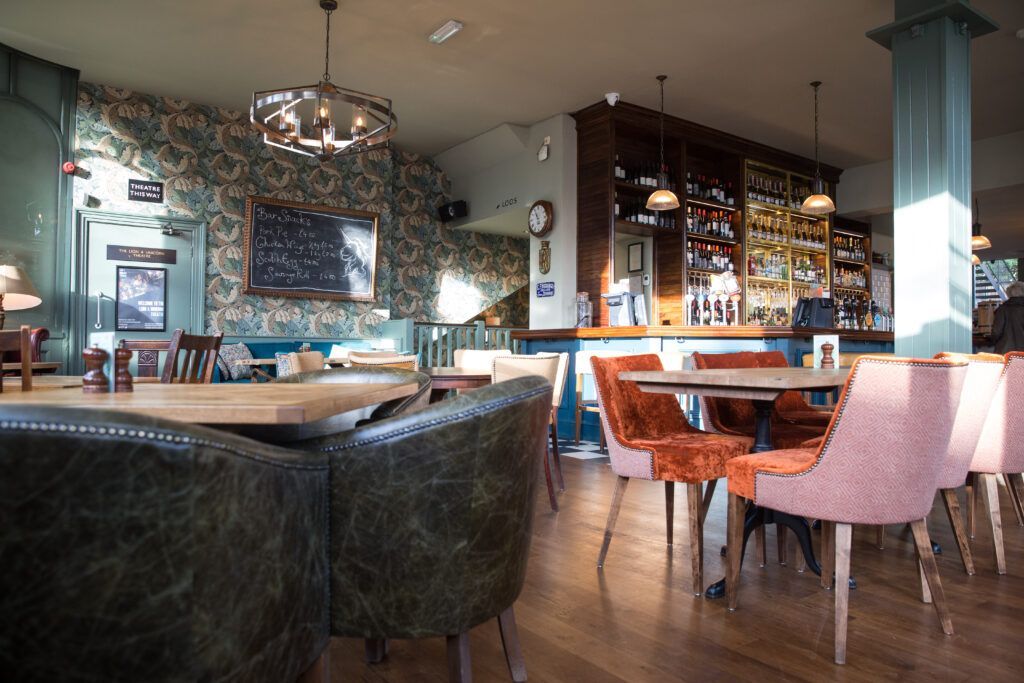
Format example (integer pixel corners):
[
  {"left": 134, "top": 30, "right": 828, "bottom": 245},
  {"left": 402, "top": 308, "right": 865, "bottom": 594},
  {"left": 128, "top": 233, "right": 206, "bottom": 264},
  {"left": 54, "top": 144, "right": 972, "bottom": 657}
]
[{"left": 515, "top": 325, "right": 894, "bottom": 442}]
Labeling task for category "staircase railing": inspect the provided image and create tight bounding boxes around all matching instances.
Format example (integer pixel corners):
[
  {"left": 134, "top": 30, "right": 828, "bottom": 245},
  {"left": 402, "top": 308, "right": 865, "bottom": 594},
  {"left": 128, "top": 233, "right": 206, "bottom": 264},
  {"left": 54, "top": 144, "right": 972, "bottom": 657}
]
[
  {"left": 978, "top": 261, "right": 1009, "bottom": 302},
  {"left": 413, "top": 320, "right": 524, "bottom": 367}
]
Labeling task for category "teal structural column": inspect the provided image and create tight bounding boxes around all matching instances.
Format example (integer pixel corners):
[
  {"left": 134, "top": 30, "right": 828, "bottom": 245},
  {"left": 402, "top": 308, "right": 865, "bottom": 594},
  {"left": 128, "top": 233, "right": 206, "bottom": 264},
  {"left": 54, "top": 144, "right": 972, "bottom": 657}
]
[{"left": 868, "top": 1, "right": 997, "bottom": 357}]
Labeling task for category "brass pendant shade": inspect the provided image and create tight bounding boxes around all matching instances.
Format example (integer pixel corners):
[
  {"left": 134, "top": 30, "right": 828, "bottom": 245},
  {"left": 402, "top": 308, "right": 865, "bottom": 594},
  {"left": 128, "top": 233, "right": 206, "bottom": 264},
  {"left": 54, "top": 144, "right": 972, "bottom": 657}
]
[
  {"left": 800, "top": 81, "right": 836, "bottom": 216},
  {"left": 971, "top": 198, "right": 991, "bottom": 250},
  {"left": 647, "top": 75, "right": 679, "bottom": 211}
]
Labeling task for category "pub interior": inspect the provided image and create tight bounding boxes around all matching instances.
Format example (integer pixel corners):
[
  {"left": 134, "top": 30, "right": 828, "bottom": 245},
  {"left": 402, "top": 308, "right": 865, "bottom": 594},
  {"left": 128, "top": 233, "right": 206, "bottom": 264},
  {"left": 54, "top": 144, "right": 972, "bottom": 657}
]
[{"left": 2, "top": 1, "right": 1024, "bottom": 681}]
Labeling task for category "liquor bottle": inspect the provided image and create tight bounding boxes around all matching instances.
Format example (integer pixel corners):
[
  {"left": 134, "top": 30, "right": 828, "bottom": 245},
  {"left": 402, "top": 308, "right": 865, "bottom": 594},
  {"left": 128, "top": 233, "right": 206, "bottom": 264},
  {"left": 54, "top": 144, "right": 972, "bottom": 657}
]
[{"left": 615, "top": 155, "right": 624, "bottom": 180}]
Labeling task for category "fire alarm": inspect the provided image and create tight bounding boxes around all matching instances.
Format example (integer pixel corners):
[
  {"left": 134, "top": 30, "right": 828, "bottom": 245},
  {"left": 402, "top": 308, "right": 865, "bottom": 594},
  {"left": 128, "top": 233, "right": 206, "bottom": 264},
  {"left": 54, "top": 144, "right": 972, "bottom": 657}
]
[{"left": 62, "top": 161, "right": 76, "bottom": 175}]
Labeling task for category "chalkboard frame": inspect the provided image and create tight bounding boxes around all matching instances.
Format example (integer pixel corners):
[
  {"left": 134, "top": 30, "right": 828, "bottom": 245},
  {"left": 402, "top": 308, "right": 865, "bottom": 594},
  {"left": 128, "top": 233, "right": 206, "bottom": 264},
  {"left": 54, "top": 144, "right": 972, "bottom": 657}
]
[{"left": 242, "top": 195, "right": 380, "bottom": 302}]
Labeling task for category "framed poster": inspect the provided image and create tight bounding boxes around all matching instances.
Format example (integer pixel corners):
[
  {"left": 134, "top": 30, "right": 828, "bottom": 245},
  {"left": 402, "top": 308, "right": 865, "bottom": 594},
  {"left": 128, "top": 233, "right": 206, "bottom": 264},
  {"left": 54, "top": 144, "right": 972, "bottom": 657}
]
[
  {"left": 627, "top": 242, "right": 644, "bottom": 272},
  {"left": 242, "top": 195, "right": 380, "bottom": 302},
  {"left": 116, "top": 266, "right": 167, "bottom": 331}
]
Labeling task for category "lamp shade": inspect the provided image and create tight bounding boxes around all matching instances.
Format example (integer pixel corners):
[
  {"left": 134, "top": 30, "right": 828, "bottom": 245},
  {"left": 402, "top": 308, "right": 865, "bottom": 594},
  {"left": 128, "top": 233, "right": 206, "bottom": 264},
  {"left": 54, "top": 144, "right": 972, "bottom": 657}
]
[
  {"left": 0, "top": 265, "right": 42, "bottom": 310},
  {"left": 800, "top": 177, "right": 835, "bottom": 215},
  {"left": 971, "top": 234, "right": 992, "bottom": 250},
  {"left": 646, "top": 188, "right": 680, "bottom": 211},
  {"left": 971, "top": 253, "right": 981, "bottom": 266}
]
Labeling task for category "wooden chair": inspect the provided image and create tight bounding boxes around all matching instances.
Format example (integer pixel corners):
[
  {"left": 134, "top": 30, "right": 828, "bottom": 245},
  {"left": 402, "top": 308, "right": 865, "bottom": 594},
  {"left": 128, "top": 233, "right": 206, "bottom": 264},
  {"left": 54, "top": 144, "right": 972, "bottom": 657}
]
[
  {"left": 161, "top": 329, "right": 224, "bottom": 384},
  {"left": 591, "top": 354, "right": 753, "bottom": 596},
  {"left": 280, "top": 351, "right": 327, "bottom": 378},
  {"left": 348, "top": 353, "right": 418, "bottom": 371},
  {"left": 0, "top": 325, "right": 32, "bottom": 393},
  {"left": 118, "top": 339, "right": 173, "bottom": 378},
  {"left": 968, "top": 351, "right": 1024, "bottom": 575},
  {"left": 724, "top": 356, "right": 968, "bottom": 664},
  {"left": 492, "top": 353, "right": 564, "bottom": 512}
]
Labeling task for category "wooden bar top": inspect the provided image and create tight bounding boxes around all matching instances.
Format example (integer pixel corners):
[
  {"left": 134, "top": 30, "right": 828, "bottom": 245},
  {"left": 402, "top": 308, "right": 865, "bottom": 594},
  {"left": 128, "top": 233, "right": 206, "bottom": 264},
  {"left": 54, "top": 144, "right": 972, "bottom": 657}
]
[{"left": 512, "top": 325, "right": 894, "bottom": 342}]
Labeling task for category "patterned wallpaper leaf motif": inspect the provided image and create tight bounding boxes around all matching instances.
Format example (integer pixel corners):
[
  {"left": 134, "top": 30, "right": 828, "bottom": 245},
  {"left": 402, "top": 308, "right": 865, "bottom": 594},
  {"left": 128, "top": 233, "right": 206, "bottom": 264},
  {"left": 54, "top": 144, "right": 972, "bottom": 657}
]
[{"left": 74, "top": 83, "right": 530, "bottom": 336}]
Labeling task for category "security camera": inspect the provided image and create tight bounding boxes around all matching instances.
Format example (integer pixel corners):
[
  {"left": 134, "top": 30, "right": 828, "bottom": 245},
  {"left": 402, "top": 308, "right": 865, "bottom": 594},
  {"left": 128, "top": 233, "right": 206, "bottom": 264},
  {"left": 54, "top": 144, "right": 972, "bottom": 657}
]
[{"left": 605, "top": 92, "right": 620, "bottom": 106}]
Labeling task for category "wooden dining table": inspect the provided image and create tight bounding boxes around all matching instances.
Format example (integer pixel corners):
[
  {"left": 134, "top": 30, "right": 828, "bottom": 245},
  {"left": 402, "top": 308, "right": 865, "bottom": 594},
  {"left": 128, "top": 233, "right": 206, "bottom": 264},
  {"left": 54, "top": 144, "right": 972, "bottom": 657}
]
[
  {"left": 0, "top": 380, "right": 418, "bottom": 425},
  {"left": 1, "top": 361, "right": 62, "bottom": 372},
  {"left": 422, "top": 366, "right": 492, "bottom": 403},
  {"left": 619, "top": 366, "right": 852, "bottom": 599}
]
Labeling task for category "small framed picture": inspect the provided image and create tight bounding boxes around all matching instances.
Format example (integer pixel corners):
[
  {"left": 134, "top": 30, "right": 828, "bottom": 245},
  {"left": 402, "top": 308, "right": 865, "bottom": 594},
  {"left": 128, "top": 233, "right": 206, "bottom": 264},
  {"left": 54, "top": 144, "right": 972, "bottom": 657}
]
[
  {"left": 627, "top": 242, "right": 644, "bottom": 272},
  {"left": 116, "top": 266, "right": 167, "bottom": 332}
]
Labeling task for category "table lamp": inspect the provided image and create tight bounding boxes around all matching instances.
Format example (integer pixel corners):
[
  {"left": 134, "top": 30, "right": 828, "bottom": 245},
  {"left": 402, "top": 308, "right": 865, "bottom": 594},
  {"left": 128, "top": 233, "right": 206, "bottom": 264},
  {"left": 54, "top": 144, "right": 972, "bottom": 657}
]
[{"left": 0, "top": 265, "right": 42, "bottom": 329}]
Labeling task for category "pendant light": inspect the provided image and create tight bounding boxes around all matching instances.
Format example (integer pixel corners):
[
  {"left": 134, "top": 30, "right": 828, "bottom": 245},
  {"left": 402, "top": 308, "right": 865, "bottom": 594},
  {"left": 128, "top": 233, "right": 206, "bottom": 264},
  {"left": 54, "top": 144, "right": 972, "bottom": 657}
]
[
  {"left": 647, "top": 75, "right": 680, "bottom": 211},
  {"left": 800, "top": 81, "right": 836, "bottom": 215},
  {"left": 971, "top": 253, "right": 981, "bottom": 266},
  {"left": 971, "top": 198, "right": 991, "bottom": 250}
]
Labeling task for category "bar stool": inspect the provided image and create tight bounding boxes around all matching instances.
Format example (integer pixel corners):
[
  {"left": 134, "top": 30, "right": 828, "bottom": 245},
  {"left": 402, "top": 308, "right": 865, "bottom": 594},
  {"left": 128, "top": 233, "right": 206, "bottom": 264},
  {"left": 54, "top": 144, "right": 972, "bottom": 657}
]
[{"left": 724, "top": 356, "right": 968, "bottom": 664}]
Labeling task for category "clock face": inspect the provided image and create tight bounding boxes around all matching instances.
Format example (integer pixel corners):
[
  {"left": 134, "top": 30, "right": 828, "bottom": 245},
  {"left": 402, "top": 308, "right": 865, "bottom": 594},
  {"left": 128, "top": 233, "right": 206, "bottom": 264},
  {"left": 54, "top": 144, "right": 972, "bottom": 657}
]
[{"left": 528, "top": 200, "right": 553, "bottom": 237}]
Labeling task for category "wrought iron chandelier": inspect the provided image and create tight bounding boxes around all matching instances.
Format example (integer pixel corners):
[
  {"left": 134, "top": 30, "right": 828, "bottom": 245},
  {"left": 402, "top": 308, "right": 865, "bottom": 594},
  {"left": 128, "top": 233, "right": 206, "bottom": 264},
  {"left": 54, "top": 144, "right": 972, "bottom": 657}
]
[{"left": 250, "top": 0, "right": 398, "bottom": 161}]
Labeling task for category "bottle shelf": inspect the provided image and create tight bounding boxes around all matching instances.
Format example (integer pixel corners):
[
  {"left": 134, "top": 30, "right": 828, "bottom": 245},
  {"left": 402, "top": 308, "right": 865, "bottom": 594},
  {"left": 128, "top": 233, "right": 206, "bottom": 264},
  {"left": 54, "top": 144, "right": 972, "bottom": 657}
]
[
  {"left": 833, "top": 257, "right": 869, "bottom": 266},
  {"left": 833, "top": 284, "right": 869, "bottom": 293},
  {"left": 747, "top": 274, "right": 789, "bottom": 284},
  {"left": 746, "top": 237, "right": 789, "bottom": 250},
  {"left": 615, "top": 180, "right": 663, "bottom": 194},
  {"left": 685, "top": 195, "right": 738, "bottom": 212},
  {"left": 791, "top": 244, "right": 829, "bottom": 255},
  {"left": 687, "top": 267, "right": 735, "bottom": 276},
  {"left": 615, "top": 219, "right": 676, "bottom": 236},
  {"left": 686, "top": 231, "right": 738, "bottom": 245}
]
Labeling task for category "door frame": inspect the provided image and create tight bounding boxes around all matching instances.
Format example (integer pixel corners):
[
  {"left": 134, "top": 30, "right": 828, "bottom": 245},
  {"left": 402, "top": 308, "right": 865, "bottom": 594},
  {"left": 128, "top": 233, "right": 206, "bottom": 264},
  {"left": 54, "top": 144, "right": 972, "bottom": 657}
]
[{"left": 71, "top": 209, "right": 207, "bottom": 374}]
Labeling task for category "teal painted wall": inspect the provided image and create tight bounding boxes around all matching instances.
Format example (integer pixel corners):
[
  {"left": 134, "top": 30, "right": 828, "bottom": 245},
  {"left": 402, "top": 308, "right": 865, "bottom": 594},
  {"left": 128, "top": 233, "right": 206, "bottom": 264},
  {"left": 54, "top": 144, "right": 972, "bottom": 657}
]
[{"left": 72, "top": 83, "right": 529, "bottom": 338}]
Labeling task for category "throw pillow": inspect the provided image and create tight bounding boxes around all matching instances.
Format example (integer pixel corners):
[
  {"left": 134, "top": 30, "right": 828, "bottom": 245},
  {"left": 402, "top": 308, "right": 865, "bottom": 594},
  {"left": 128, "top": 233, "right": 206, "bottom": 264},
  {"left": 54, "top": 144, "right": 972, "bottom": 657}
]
[
  {"left": 215, "top": 343, "right": 254, "bottom": 381},
  {"left": 275, "top": 352, "right": 294, "bottom": 378}
]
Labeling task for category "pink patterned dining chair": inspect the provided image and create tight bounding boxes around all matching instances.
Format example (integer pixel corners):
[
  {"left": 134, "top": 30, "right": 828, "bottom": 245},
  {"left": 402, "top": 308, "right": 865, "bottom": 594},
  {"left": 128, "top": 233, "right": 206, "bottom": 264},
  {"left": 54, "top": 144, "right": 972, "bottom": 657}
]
[
  {"left": 723, "top": 355, "right": 968, "bottom": 664},
  {"left": 968, "top": 351, "right": 1024, "bottom": 575}
]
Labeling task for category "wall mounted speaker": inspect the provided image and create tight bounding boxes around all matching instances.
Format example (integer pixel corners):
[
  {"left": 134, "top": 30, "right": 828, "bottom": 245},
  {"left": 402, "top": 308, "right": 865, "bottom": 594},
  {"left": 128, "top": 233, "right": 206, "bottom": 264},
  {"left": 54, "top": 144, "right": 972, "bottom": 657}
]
[{"left": 437, "top": 200, "right": 467, "bottom": 223}]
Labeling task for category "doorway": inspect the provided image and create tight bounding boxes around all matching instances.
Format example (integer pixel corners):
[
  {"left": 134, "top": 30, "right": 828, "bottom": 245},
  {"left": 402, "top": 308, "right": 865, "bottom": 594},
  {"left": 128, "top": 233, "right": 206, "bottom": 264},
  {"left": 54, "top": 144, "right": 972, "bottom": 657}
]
[{"left": 73, "top": 210, "right": 206, "bottom": 375}]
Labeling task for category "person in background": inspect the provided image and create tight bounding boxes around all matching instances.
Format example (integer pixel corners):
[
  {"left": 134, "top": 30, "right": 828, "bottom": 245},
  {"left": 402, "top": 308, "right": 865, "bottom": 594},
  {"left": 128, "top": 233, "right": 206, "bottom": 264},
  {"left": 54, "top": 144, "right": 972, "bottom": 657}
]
[{"left": 993, "top": 281, "right": 1024, "bottom": 354}]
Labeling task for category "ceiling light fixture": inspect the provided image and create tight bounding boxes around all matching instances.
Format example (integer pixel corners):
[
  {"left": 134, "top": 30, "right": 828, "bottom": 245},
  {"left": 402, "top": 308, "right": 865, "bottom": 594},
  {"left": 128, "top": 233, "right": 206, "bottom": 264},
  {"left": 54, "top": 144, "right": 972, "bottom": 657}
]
[
  {"left": 250, "top": 0, "right": 397, "bottom": 161},
  {"left": 971, "top": 198, "right": 991, "bottom": 250},
  {"left": 429, "top": 19, "right": 464, "bottom": 44},
  {"left": 647, "top": 75, "right": 680, "bottom": 212},
  {"left": 971, "top": 253, "right": 981, "bottom": 266},
  {"left": 800, "top": 81, "right": 836, "bottom": 215}
]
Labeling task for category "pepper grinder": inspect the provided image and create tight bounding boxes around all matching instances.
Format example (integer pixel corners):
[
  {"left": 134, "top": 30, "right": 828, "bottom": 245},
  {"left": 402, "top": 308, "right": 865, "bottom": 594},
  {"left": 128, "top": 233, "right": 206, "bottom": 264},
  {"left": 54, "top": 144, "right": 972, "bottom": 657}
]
[
  {"left": 820, "top": 342, "right": 835, "bottom": 369},
  {"left": 82, "top": 345, "right": 110, "bottom": 393},
  {"left": 114, "top": 347, "right": 133, "bottom": 393}
]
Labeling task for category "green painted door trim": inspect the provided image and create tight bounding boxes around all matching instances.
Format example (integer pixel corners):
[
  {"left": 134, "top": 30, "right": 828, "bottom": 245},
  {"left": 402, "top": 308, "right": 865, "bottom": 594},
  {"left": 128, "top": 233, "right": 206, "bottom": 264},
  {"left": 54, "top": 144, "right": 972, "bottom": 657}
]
[{"left": 71, "top": 210, "right": 207, "bottom": 374}]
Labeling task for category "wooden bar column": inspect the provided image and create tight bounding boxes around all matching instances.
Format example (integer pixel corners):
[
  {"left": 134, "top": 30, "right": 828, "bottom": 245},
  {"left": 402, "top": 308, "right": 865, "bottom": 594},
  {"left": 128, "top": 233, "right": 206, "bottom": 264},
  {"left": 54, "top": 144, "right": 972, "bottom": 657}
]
[{"left": 868, "top": 1, "right": 998, "bottom": 357}]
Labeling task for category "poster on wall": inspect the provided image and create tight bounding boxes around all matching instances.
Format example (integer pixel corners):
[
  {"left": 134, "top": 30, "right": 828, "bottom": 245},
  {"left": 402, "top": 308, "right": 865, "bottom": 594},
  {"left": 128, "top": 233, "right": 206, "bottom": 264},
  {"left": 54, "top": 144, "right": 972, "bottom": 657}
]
[{"left": 116, "top": 266, "right": 167, "bottom": 331}]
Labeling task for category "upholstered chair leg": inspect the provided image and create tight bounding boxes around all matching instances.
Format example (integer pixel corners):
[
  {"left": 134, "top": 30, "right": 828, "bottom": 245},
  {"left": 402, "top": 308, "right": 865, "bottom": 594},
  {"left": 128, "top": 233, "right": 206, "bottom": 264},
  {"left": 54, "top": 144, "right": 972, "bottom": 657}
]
[
  {"left": 665, "top": 482, "right": 675, "bottom": 546},
  {"left": 979, "top": 473, "right": 1006, "bottom": 574},
  {"left": 447, "top": 632, "right": 472, "bottom": 683},
  {"left": 910, "top": 519, "right": 954, "bottom": 635},
  {"left": 543, "top": 442, "right": 559, "bottom": 512},
  {"left": 597, "top": 476, "right": 629, "bottom": 568},
  {"left": 700, "top": 479, "right": 717, "bottom": 524},
  {"left": 550, "top": 410, "right": 565, "bottom": 492},
  {"left": 875, "top": 525, "right": 885, "bottom": 549},
  {"left": 599, "top": 428, "right": 606, "bottom": 452},
  {"left": 297, "top": 645, "right": 331, "bottom": 683},
  {"left": 918, "top": 561, "right": 932, "bottom": 603},
  {"left": 755, "top": 525, "right": 767, "bottom": 567},
  {"left": 726, "top": 492, "right": 745, "bottom": 611},
  {"left": 834, "top": 523, "right": 852, "bottom": 665},
  {"left": 940, "top": 489, "right": 975, "bottom": 575},
  {"left": 820, "top": 521, "right": 835, "bottom": 589},
  {"left": 364, "top": 638, "right": 388, "bottom": 664},
  {"left": 1005, "top": 473, "right": 1024, "bottom": 526},
  {"left": 497, "top": 606, "right": 527, "bottom": 682},
  {"left": 966, "top": 473, "right": 977, "bottom": 539},
  {"left": 574, "top": 405, "right": 582, "bottom": 446},
  {"left": 776, "top": 525, "right": 788, "bottom": 566},
  {"left": 687, "top": 482, "right": 704, "bottom": 596}
]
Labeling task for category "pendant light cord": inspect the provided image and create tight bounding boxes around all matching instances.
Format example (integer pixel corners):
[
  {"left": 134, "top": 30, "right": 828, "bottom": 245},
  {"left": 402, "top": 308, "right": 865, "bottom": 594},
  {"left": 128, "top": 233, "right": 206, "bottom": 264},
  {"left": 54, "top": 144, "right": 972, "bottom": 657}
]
[
  {"left": 322, "top": 6, "right": 333, "bottom": 82},
  {"left": 658, "top": 75, "right": 667, "bottom": 177},
  {"left": 811, "top": 80, "right": 821, "bottom": 178}
]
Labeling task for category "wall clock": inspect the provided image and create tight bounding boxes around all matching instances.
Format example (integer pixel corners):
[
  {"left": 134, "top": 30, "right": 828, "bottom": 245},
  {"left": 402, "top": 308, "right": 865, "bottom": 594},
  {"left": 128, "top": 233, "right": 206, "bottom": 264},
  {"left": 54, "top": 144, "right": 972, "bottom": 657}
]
[{"left": 528, "top": 200, "right": 554, "bottom": 238}]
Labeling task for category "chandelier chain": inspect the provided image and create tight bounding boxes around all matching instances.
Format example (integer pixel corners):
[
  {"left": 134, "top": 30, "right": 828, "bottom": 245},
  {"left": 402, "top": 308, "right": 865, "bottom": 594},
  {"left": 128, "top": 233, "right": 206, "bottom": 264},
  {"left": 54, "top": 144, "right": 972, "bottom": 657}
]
[{"left": 323, "top": 6, "right": 333, "bottom": 82}]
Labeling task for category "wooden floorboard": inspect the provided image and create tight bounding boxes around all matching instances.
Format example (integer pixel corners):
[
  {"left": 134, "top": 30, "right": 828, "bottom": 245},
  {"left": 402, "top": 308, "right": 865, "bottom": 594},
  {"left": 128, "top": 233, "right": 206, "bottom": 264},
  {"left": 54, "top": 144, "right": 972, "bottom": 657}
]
[{"left": 330, "top": 458, "right": 1024, "bottom": 681}]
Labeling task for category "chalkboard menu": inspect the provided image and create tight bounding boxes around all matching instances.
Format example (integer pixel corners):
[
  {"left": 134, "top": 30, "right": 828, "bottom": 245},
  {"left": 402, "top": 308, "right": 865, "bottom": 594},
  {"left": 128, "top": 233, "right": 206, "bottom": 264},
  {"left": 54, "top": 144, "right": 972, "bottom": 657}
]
[{"left": 242, "top": 196, "right": 379, "bottom": 301}]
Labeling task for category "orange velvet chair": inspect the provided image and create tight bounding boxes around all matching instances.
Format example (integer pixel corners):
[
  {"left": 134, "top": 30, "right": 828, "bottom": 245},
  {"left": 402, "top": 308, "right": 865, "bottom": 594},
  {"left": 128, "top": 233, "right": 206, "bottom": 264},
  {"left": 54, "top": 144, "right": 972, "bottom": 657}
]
[
  {"left": 691, "top": 351, "right": 826, "bottom": 448},
  {"left": 591, "top": 354, "right": 753, "bottom": 595},
  {"left": 724, "top": 356, "right": 968, "bottom": 664}
]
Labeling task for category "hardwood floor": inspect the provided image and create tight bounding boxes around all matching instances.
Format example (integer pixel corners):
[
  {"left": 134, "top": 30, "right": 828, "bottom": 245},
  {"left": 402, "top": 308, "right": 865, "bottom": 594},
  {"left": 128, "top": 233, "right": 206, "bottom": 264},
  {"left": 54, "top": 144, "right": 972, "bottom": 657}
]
[{"left": 329, "top": 458, "right": 1024, "bottom": 682}]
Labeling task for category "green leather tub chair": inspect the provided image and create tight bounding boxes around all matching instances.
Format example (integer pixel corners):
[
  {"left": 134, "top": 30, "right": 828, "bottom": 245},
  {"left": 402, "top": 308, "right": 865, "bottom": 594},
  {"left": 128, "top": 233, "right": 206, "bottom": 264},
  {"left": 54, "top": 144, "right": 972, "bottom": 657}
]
[
  {"left": 302, "top": 375, "right": 552, "bottom": 682},
  {"left": 0, "top": 407, "right": 330, "bottom": 683}
]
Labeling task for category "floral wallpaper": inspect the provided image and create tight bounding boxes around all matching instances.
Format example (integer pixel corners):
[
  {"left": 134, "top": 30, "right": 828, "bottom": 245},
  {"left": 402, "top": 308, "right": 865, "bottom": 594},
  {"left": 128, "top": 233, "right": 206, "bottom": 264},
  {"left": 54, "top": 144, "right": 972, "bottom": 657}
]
[{"left": 73, "top": 83, "right": 529, "bottom": 337}]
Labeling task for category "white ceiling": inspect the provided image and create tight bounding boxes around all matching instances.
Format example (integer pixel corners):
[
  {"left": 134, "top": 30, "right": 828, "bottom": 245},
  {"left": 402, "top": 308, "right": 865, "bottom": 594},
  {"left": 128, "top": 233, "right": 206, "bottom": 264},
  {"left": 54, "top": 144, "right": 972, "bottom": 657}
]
[{"left": 2, "top": 0, "right": 1022, "bottom": 170}]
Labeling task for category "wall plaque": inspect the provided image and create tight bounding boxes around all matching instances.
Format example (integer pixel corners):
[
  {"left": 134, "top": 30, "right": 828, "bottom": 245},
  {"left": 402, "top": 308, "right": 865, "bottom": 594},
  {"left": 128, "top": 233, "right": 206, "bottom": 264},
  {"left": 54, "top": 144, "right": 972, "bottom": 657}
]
[
  {"left": 536, "top": 282, "right": 555, "bottom": 298},
  {"left": 106, "top": 245, "right": 177, "bottom": 264},
  {"left": 127, "top": 179, "right": 164, "bottom": 203}
]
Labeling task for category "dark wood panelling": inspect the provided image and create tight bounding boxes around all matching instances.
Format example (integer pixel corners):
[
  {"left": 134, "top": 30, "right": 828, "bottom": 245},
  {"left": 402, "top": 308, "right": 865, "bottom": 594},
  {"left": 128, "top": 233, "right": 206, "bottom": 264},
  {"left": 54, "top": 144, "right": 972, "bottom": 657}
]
[{"left": 654, "top": 232, "right": 683, "bottom": 325}]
